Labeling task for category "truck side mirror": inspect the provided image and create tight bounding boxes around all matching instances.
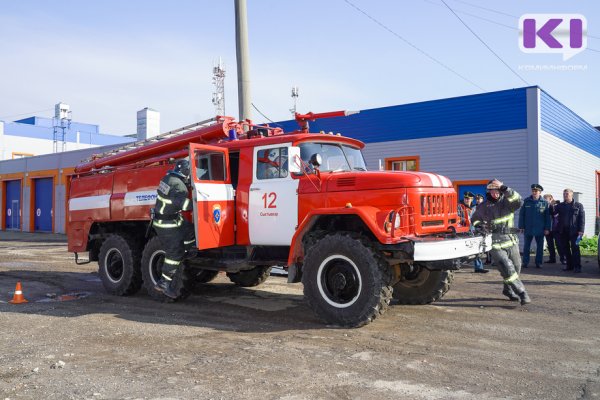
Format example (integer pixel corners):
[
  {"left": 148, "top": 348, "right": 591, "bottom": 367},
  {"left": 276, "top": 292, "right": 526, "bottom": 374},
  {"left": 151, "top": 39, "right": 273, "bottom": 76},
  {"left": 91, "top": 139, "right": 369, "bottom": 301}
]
[{"left": 288, "top": 146, "right": 302, "bottom": 174}]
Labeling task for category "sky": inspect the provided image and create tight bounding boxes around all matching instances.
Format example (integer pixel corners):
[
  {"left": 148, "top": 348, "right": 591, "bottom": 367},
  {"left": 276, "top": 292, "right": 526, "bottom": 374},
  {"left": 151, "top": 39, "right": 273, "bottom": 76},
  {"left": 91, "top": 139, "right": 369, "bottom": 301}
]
[{"left": 1, "top": 0, "right": 599, "bottom": 135}]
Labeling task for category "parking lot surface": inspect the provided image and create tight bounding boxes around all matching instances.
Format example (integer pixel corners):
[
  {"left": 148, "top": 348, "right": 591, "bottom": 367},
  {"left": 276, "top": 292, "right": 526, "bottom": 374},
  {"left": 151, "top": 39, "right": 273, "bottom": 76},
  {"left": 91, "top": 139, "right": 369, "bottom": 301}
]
[{"left": 1, "top": 231, "right": 599, "bottom": 400}]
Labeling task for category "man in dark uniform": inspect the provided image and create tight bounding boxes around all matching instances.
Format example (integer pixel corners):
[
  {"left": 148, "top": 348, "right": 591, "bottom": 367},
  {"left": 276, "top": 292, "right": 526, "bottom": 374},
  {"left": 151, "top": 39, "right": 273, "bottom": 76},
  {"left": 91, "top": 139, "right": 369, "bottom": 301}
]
[
  {"left": 152, "top": 158, "right": 196, "bottom": 298},
  {"left": 471, "top": 179, "right": 531, "bottom": 305},
  {"left": 518, "top": 183, "right": 551, "bottom": 268},
  {"left": 554, "top": 188, "right": 585, "bottom": 272}
]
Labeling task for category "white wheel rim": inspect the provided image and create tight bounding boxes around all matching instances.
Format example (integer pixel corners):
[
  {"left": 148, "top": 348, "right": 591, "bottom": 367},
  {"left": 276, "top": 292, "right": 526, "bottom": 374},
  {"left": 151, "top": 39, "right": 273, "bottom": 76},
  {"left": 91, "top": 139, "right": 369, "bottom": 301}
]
[
  {"left": 149, "top": 249, "right": 165, "bottom": 285},
  {"left": 104, "top": 248, "right": 124, "bottom": 284},
  {"left": 316, "top": 254, "right": 362, "bottom": 308}
]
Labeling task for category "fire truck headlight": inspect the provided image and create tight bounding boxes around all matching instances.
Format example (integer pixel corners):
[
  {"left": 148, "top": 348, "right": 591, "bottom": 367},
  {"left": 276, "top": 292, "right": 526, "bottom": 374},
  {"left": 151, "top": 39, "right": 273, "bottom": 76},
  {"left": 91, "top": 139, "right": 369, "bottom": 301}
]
[{"left": 394, "top": 213, "right": 401, "bottom": 229}]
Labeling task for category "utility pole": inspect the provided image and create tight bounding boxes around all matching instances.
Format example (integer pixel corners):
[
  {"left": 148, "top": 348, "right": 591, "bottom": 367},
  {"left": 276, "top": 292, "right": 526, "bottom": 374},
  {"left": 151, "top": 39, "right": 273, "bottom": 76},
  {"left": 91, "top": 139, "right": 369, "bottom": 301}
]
[{"left": 235, "top": 0, "right": 252, "bottom": 121}]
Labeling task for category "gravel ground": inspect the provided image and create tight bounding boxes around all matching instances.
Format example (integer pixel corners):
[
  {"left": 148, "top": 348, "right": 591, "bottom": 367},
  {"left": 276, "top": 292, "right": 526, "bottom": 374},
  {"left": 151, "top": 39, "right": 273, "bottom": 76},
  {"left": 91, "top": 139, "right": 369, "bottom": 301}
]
[{"left": 0, "top": 231, "right": 599, "bottom": 400}]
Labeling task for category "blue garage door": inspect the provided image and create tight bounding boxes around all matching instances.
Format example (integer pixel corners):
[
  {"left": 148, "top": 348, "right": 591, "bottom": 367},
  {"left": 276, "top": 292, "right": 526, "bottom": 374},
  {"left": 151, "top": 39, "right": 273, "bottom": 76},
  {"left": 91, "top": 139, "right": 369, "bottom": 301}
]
[
  {"left": 34, "top": 178, "right": 53, "bottom": 232},
  {"left": 5, "top": 180, "right": 21, "bottom": 230}
]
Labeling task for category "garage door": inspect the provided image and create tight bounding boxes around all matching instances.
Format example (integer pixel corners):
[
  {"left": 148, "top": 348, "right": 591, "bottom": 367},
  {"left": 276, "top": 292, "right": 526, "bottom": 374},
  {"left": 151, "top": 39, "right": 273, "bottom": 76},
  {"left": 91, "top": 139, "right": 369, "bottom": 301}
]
[
  {"left": 5, "top": 180, "right": 21, "bottom": 230},
  {"left": 34, "top": 178, "right": 53, "bottom": 232}
]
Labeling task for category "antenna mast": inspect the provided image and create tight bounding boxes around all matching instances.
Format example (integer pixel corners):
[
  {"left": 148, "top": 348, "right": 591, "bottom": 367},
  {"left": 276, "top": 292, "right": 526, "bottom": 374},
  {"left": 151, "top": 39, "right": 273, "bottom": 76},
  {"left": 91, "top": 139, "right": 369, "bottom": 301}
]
[
  {"left": 212, "top": 58, "right": 226, "bottom": 116},
  {"left": 53, "top": 102, "right": 72, "bottom": 153},
  {"left": 290, "top": 86, "right": 299, "bottom": 115}
]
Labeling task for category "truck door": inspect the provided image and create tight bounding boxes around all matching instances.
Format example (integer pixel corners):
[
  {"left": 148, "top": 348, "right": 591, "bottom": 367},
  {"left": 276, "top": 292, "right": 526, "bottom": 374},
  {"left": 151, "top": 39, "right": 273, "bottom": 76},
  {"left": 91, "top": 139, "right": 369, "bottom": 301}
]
[
  {"left": 189, "top": 144, "right": 235, "bottom": 250},
  {"left": 249, "top": 144, "right": 299, "bottom": 245}
]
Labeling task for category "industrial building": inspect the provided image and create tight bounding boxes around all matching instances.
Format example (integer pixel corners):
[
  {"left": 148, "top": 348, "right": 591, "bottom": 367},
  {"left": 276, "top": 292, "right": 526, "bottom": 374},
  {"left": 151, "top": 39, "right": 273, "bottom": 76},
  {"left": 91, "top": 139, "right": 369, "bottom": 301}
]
[
  {"left": 275, "top": 86, "right": 600, "bottom": 235},
  {"left": 1, "top": 87, "right": 599, "bottom": 235},
  {"left": 0, "top": 106, "right": 161, "bottom": 233}
]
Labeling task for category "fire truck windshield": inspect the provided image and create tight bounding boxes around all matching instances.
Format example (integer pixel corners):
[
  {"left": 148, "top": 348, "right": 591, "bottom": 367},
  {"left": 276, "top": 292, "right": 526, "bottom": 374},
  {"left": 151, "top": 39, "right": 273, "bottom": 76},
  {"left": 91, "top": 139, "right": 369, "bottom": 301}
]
[{"left": 299, "top": 142, "right": 367, "bottom": 172}]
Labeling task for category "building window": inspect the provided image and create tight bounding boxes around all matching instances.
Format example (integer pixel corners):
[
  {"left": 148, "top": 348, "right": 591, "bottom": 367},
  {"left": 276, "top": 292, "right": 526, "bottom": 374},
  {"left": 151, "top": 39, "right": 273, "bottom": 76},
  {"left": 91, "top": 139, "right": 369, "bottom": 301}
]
[
  {"left": 385, "top": 156, "right": 419, "bottom": 171},
  {"left": 12, "top": 152, "right": 34, "bottom": 159}
]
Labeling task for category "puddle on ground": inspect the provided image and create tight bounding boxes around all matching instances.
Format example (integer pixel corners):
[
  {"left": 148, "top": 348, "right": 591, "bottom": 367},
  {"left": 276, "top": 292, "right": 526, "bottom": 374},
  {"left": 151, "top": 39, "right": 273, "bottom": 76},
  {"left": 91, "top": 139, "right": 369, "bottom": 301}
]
[{"left": 36, "top": 292, "right": 92, "bottom": 302}]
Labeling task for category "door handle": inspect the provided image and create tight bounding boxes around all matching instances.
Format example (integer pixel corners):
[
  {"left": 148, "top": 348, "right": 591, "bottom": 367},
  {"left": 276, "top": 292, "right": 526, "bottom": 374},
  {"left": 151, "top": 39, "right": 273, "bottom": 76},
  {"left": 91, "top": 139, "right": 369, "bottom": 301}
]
[{"left": 250, "top": 187, "right": 261, "bottom": 191}]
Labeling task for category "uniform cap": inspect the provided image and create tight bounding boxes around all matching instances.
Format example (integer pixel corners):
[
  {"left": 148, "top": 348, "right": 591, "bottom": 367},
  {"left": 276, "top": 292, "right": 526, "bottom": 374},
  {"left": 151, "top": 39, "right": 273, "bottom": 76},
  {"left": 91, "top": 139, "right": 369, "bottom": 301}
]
[
  {"left": 463, "top": 191, "right": 474, "bottom": 199},
  {"left": 531, "top": 183, "right": 543, "bottom": 191},
  {"left": 475, "top": 193, "right": 484, "bottom": 199}
]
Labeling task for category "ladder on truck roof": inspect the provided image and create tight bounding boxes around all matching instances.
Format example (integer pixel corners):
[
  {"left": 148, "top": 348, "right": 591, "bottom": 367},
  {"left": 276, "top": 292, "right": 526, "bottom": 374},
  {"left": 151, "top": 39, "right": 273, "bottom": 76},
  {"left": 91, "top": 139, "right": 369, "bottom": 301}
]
[{"left": 81, "top": 117, "right": 218, "bottom": 164}]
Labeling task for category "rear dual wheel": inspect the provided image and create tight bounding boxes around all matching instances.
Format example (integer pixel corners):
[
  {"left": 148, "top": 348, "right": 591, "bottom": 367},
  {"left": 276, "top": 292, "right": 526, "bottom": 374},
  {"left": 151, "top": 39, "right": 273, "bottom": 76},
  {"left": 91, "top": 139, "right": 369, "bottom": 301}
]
[
  {"left": 98, "top": 235, "right": 142, "bottom": 296},
  {"left": 140, "top": 236, "right": 192, "bottom": 302}
]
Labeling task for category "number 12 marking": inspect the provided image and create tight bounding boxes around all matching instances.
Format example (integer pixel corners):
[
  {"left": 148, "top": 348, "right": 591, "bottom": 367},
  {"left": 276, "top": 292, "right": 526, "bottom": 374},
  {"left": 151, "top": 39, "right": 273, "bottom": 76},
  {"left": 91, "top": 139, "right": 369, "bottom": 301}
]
[{"left": 262, "top": 192, "right": 277, "bottom": 208}]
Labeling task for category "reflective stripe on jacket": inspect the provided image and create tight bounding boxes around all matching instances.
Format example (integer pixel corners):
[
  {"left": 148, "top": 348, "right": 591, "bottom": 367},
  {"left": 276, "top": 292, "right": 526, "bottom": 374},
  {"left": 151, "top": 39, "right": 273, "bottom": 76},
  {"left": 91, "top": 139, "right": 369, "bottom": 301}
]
[
  {"left": 154, "top": 172, "right": 192, "bottom": 218},
  {"left": 471, "top": 187, "right": 523, "bottom": 250}
]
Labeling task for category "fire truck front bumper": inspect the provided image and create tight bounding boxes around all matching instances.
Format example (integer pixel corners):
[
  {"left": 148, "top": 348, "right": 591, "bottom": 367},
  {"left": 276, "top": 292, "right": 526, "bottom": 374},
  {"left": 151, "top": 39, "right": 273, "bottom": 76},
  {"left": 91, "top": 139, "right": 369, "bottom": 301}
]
[{"left": 411, "top": 234, "right": 492, "bottom": 262}]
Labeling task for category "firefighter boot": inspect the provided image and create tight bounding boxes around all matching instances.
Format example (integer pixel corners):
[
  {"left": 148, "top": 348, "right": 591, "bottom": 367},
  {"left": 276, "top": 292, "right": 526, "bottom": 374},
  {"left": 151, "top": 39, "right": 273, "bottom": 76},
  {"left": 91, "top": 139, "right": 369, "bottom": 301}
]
[
  {"left": 154, "top": 272, "right": 178, "bottom": 299},
  {"left": 509, "top": 281, "right": 531, "bottom": 306},
  {"left": 502, "top": 284, "right": 520, "bottom": 301},
  {"left": 518, "top": 290, "right": 531, "bottom": 305},
  {"left": 164, "top": 270, "right": 184, "bottom": 300}
]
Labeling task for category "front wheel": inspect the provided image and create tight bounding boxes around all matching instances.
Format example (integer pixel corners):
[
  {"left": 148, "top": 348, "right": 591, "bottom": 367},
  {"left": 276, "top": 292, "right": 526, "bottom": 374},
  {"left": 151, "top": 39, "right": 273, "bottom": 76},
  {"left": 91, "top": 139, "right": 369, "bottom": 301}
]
[
  {"left": 141, "top": 236, "right": 192, "bottom": 302},
  {"left": 302, "top": 233, "right": 392, "bottom": 328},
  {"left": 392, "top": 265, "right": 453, "bottom": 305}
]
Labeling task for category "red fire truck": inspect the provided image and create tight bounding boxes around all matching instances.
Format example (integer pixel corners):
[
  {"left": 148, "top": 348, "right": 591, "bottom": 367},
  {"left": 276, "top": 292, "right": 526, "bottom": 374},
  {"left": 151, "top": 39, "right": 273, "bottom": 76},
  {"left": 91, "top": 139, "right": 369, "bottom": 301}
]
[{"left": 68, "top": 111, "right": 491, "bottom": 327}]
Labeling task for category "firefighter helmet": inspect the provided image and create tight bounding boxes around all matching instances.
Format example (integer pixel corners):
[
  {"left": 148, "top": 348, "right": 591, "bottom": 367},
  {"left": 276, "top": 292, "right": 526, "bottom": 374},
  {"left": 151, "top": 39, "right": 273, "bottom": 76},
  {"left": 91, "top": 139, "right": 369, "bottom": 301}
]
[{"left": 173, "top": 159, "right": 190, "bottom": 179}]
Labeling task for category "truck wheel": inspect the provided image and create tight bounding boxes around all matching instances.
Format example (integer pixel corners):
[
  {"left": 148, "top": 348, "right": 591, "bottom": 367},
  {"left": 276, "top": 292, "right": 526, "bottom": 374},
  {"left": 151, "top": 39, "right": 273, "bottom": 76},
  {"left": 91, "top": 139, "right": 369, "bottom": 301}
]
[
  {"left": 392, "top": 266, "right": 453, "bottom": 305},
  {"left": 226, "top": 266, "right": 271, "bottom": 287},
  {"left": 98, "top": 234, "right": 142, "bottom": 296},
  {"left": 141, "top": 236, "right": 192, "bottom": 302},
  {"left": 193, "top": 269, "right": 220, "bottom": 284},
  {"left": 302, "top": 233, "right": 392, "bottom": 328}
]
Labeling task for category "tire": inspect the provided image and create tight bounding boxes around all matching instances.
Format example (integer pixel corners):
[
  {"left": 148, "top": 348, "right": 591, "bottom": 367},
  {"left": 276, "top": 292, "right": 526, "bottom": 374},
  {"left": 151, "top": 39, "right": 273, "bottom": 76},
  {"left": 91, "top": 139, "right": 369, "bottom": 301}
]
[
  {"left": 392, "top": 265, "right": 454, "bottom": 305},
  {"left": 98, "top": 234, "right": 143, "bottom": 296},
  {"left": 193, "top": 269, "right": 220, "bottom": 284},
  {"left": 227, "top": 266, "right": 271, "bottom": 287},
  {"left": 302, "top": 233, "right": 392, "bottom": 328},
  {"left": 141, "top": 236, "right": 192, "bottom": 302}
]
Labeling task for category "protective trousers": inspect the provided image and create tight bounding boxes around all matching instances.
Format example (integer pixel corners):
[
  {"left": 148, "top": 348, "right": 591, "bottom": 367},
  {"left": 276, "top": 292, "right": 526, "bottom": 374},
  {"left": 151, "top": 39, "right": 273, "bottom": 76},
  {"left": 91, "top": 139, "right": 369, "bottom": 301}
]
[
  {"left": 491, "top": 243, "right": 527, "bottom": 296},
  {"left": 154, "top": 219, "right": 196, "bottom": 281}
]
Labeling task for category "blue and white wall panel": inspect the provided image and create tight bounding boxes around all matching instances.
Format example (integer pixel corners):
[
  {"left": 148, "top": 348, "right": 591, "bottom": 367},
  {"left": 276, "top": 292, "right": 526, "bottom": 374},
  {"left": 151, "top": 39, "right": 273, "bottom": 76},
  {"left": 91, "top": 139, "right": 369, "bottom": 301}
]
[
  {"left": 537, "top": 89, "right": 600, "bottom": 235},
  {"left": 361, "top": 129, "right": 529, "bottom": 189}
]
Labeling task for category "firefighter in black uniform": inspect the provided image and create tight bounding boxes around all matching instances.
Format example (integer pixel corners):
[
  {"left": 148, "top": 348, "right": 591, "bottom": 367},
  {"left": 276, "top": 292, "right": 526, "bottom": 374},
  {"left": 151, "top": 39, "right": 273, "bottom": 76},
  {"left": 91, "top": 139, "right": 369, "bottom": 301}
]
[
  {"left": 471, "top": 179, "right": 531, "bottom": 305},
  {"left": 153, "top": 159, "right": 196, "bottom": 299}
]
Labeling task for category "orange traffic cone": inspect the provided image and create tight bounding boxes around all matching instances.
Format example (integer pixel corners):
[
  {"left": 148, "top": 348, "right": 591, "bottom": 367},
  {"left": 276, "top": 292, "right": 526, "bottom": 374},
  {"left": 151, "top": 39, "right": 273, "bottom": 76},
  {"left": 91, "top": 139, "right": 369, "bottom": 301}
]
[{"left": 9, "top": 281, "right": 28, "bottom": 304}]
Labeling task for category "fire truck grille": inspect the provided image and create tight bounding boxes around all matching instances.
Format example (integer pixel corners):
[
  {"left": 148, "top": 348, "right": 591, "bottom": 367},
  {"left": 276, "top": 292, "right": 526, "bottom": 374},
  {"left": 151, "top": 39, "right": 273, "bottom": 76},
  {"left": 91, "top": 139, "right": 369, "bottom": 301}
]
[{"left": 420, "top": 194, "right": 446, "bottom": 216}]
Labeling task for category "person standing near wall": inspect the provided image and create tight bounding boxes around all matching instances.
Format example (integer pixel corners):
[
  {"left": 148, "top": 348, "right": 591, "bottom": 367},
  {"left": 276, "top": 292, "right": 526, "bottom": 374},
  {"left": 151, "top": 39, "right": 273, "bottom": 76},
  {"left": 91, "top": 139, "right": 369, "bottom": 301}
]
[
  {"left": 554, "top": 188, "right": 585, "bottom": 273},
  {"left": 519, "top": 184, "right": 551, "bottom": 269},
  {"left": 543, "top": 193, "right": 564, "bottom": 264}
]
